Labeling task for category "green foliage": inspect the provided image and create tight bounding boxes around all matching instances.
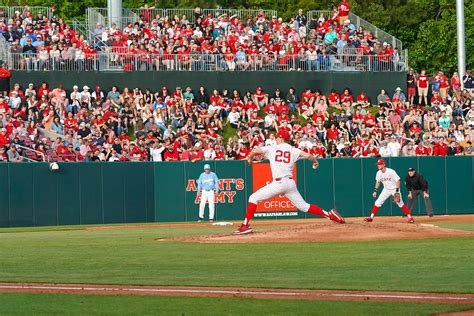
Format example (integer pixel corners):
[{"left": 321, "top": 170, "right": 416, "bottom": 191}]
[
  {"left": 349, "top": 0, "right": 473, "bottom": 73},
  {"left": 4, "top": 0, "right": 473, "bottom": 72}
]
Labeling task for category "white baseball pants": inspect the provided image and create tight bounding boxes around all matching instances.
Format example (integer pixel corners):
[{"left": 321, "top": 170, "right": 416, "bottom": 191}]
[
  {"left": 248, "top": 177, "right": 310, "bottom": 212},
  {"left": 375, "top": 188, "right": 404, "bottom": 207},
  {"left": 199, "top": 190, "right": 215, "bottom": 220}
]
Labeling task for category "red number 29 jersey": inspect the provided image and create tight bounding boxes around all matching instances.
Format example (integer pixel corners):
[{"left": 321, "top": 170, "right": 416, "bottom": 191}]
[{"left": 261, "top": 143, "right": 301, "bottom": 180}]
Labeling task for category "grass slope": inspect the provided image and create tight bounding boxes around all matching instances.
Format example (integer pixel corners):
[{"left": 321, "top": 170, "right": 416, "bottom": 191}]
[
  {"left": 0, "top": 227, "right": 472, "bottom": 293},
  {"left": 0, "top": 293, "right": 472, "bottom": 316}
]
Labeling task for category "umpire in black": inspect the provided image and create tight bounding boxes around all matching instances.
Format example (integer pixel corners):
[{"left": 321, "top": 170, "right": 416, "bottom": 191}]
[{"left": 405, "top": 167, "right": 433, "bottom": 217}]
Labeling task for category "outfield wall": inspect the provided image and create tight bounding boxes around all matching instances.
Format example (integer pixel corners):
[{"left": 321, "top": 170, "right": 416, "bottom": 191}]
[
  {"left": 10, "top": 71, "right": 405, "bottom": 102},
  {"left": 0, "top": 157, "right": 472, "bottom": 228}
]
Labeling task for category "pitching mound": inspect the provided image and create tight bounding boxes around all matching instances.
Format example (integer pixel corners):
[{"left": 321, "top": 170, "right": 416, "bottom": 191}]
[{"left": 171, "top": 217, "right": 474, "bottom": 243}]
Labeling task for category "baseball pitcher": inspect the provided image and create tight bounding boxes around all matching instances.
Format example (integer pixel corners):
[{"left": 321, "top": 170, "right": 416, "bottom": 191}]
[{"left": 234, "top": 130, "right": 345, "bottom": 235}]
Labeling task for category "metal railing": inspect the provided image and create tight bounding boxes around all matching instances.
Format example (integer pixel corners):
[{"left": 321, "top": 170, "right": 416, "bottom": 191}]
[
  {"left": 86, "top": 8, "right": 144, "bottom": 33},
  {"left": 86, "top": 7, "right": 277, "bottom": 27},
  {"left": 14, "top": 144, "right": 46, "bottom": 162},
  {"left": 8, "top": 52, "right": 103, "bottom": 71},
  {"left": 0, "top": 6, "right": 53, "bottom": 19},
  {"left": 307, "top": 10, "right": 403, "bottom": 51},
  {"left": 71, "top": 18, "right": 108, "bottom": 50},
  {"left": 159, "top": 8, "right": 277, "bottom": 23},
  {"left": 0, "top": 35, "right": 8, "bottom": 66},
  {"left": 86, "top": 8, "right": 107, "bottom": 35},
  {"left": 307, "top": 10, "right": 333, "bottom": 21},
  {"left": 46, "top": 152, "right": 78, "bottom": 162},
  {"left": 125, "top": 8, "right": 165, "bottom": 21},
  {"left": 348, "top": 12, "right": 402, "bottom": 50},
  {"left": 7, "top": 52, "right": 407, "bottom": 72}
]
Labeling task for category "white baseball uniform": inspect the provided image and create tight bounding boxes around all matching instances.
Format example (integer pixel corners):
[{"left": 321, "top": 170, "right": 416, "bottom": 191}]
[
  {"left": 199, "top": 190, "right": 215, "bottom": 220},
  {"left": 375, "top": 167, "right": 404, "bottom": 207},
  {"left": 248, "top": 143, "right": 310, "bottom": 212},
  {"left": 197, "top": 171, "right": 219, "bottom": 220}
]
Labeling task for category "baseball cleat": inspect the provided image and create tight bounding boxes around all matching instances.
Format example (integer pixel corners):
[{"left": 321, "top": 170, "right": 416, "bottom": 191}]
[
  {"left": 209, "top": 219, "right": 214, "bottom": 223},
  {"left": 364, "top": 217, "right": 373, "bottom": 222},
  {"left": 408, "top": 217, "right": 415, "bottom": 224},
  {"left": 197, "top": 218, "right": 203, "bottom": 223},
  {"left": 233, "top": 224, "right": 253, "bottom": 235},
  {"left": 328, "top": 209, "right": 345, "bottom": 224}
]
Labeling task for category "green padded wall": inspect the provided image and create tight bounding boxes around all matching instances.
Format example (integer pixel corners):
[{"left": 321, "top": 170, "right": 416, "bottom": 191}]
[
  {"left": 11, "top": 71, "right": 405, "bottom": 104},
  {"left": 0, "top": 157, "right": 472, "bottom": 228}
]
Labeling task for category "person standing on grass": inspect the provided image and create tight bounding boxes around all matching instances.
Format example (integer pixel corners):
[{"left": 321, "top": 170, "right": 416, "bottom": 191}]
[
  {"left": 197, "top": 164, "right": 219, "bottom": 222},
  {"left": 405, "top": 167, "right": 433, "bottom": 217},
  {"left": 365, "top": 159, "right": 415, "bottom": 223}
]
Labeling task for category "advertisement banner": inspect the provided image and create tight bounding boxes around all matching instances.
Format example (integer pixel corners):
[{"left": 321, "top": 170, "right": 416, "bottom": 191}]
[
  {"left": 183, "top": 161, "right": 248, "bottom": 221},
  {"left": 252, "top": 163, "right": 298, "bottom": 218}
]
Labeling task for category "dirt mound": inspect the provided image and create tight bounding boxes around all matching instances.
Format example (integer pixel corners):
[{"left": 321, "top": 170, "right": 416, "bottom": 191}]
[{"left": 172, "top": 217, "right": 474, "bottom": 243}]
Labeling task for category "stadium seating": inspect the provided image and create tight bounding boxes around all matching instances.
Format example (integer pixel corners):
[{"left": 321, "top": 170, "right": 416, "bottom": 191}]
[
  {"left": 0, "top": 5, "right": 407, "bottom": 72},
  {"left": 0, "top": 82, "right": 472, "bottom": 162}
]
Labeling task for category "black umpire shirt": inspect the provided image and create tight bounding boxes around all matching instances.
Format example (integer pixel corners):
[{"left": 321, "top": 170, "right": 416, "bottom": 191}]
[{"left": 405, "top": 172, "right": 429, "bottom": 191}]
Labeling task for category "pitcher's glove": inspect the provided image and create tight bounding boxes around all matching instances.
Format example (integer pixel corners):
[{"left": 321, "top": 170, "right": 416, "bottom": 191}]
[{"left": 392, "top": 192, "right": 401, "bottom": 203}]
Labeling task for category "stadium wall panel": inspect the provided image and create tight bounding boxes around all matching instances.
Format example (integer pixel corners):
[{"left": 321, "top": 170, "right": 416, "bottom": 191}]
[
  {"left": 10, "top": 71, "right": 405, "bottom": 102},
  {"left": 0, "top": 157, "right": 472, "bottom": 228}
]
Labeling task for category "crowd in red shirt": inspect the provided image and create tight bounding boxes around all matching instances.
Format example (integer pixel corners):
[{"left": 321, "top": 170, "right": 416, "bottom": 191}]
[
  {"left": 0, "top": 79, "right": 473, "bottom": 163},
  {"left": 2, "top": 4, "right": 402, "bottom": 72}
]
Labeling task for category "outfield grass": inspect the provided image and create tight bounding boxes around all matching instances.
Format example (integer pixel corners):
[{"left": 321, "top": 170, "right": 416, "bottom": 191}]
[
  {"left": 0, "top": 293, "right": 472, "bottom": 316},
  {"left": 0, "top": 226, "right": 472, "bottom": 293},
  {"left": 433, "top": 222, "right": 474, "bottom": 232}
]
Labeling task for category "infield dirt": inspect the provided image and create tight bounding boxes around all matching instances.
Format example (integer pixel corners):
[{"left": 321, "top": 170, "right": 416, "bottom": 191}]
[{"left": 166, "top": 215, "right": 474, "bottom": 243}]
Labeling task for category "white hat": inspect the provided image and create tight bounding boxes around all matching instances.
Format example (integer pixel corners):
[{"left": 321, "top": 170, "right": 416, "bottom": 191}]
[
  {"left": 383, "top": 42, "right": 388, "bottom": 46},
  {"left": 396, "top": 87, "right": 401, "bottom": 91},
  {"left": 73, "top": 85, "right": 78, "bottom": 89},
  {"left": 83, "top": 85, "right": 89, "bottom": 90},
  {"left": 203, "top": 164, "right": 211, "bottom": 170},
  {"left": 195, "top": 142, "right": 201, "bottom": 148}
]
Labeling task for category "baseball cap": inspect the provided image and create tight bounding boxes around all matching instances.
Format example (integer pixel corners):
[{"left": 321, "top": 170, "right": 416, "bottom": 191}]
[
  {"left": 408, "top": 167, "right": 415, "bottom": 172},
  {"left": 276, "top": 130, "right": 290, "bottom": 141},
  {"left": 204, "top": 164, "right": 211, "bottom": 170},
  {"left": 377, "top": 159, "right": 386, "bottom": 166}
]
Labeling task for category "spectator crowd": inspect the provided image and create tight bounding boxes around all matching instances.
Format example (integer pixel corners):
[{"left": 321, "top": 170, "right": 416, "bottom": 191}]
[
  {"left": 1, "top": 2, "right": 404, "bottom": 71},
  {"left": 0, "top": 68, "right": 473, "bottom": 163}
]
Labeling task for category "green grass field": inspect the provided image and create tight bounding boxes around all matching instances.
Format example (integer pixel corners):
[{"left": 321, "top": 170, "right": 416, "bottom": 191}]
[
  {"left": 0, "top": 293, "right": 472, "bottom": 316},
  {"left": 0, "top": 222, "right": 473, "bottom": 315},
  {"left": 433, "top": 222, "right": 474, "bottom": 232}
]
